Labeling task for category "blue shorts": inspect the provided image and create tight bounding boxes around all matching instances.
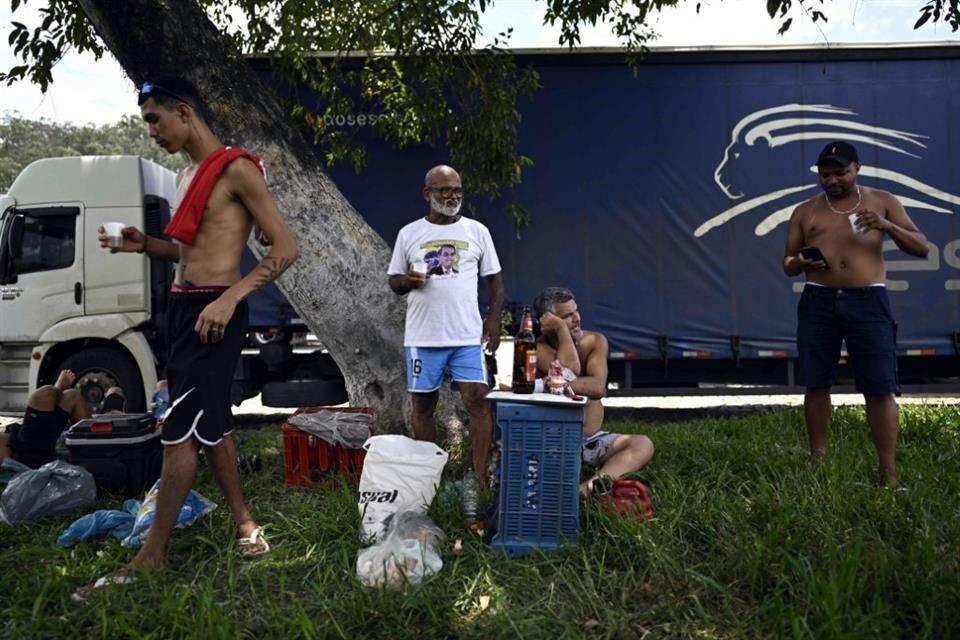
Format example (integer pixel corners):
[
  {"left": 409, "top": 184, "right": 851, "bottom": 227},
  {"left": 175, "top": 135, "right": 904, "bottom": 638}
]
[
  {"left": 797, "top": 285, "right": 898, "bottom": 394},
  {"left": 405, "top": 345, "right": 487, "bottom": 393}
]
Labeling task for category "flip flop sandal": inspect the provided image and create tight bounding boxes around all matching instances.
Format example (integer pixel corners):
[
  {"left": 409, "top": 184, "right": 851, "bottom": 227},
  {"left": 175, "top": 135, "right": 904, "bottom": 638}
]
[
  {"left": 71, "top": 570, "right": 137, "bottom": 604},
  {"left": 237, "top": 527, "right": 271, "bottom": 558},
  {"left": 589, "top": 474, "right": 614, "bottom": 497}
]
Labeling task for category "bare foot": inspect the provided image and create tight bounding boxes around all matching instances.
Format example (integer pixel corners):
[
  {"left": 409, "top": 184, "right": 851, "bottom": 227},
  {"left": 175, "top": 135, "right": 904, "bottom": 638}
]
[
  {"left": 54, "top": 369, "right": 76, "bottom": 391},
  {"left": 237, "top": 520, "right": 259, "bottom": 541},
  {"left": 877, "top": 469, "right": 899, "bottom": 489}
]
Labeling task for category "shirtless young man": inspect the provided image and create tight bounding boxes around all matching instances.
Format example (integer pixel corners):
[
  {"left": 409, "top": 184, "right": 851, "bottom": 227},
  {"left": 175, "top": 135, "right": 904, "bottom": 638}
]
[
  {"left": 74, "top": 76, "right": 297, "bottom": 601},
  {"left": 532, "top": 287, "right": 654, "bottom": 496},
  {"left": 783, "top": 141, "right": 928, "bottom": 485}
]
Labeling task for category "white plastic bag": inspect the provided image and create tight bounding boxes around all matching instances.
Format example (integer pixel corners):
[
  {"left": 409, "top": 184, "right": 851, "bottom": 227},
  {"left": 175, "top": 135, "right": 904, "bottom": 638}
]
[
  {"left": 287, "top": 411, "right": 374, "bottom": 448},
  {"left": 357, "top": 435, "right": 448, "bottom": 543},
  {"left": 356, "top": 511, "right": 444, "bottom": 588}
]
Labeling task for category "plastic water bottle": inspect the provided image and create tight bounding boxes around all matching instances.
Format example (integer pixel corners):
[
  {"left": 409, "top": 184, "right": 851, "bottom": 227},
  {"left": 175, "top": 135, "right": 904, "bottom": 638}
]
[
  {"left": 152, "top": 387, "right": 170, "bottom": 420},
  {"left": 461, "top": 473, "right": 480, "bottom": 521}
]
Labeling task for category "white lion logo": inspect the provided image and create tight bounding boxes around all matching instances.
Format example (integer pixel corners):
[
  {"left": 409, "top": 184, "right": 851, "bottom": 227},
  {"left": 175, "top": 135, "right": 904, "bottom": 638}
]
[{"left": 695, "top": 103, "right": 958, "bottom": 238}]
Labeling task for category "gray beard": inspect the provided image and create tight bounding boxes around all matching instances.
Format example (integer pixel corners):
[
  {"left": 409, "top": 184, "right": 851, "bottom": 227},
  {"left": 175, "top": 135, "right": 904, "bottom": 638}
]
[{"left": 432, "top": 196, "right": 462, "bottom": 217}]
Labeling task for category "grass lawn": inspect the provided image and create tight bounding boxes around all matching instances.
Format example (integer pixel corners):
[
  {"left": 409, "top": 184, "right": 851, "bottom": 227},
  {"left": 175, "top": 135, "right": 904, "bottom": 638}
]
[{"left": 2, "top": 403, "right": 959, "bottom": 639}]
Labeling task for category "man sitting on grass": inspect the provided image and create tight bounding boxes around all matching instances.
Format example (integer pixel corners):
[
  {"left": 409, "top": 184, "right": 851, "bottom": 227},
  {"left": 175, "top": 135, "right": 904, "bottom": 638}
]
[{"left": 533, "top": 287, "right": 655, "bottom": 496}]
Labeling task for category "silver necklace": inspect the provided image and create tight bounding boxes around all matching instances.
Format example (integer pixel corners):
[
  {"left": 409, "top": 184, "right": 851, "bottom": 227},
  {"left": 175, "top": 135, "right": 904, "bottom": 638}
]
[{"left": 824, "top": 186, "right": 861, "bottom": 215}]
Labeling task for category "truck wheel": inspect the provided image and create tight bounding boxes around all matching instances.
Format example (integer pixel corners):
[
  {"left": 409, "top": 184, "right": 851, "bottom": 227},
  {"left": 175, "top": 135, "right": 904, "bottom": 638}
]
[
  {"left": 259, "top": 342, "right": 293, "bottom": 377},
  {"left": 261, "top": 379, "right": 347, "bottom": 408},
  {"left": 231, "top": 381, "right": 262, "bottom": 406},
  {"left": 60, "top": 347, "right": 146, "bottom": 413},
  {"left": 293, "top": 351, "right": 343, "bottom": 381},
  {"left": 251, "top": 329, "right": 291, "bottom": 346}
]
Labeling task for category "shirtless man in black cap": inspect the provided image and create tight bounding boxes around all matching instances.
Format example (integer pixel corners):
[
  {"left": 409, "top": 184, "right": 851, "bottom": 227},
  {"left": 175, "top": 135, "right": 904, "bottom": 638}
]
[{"left": 783, "top": 140, "right": 928, "bottom": 485}]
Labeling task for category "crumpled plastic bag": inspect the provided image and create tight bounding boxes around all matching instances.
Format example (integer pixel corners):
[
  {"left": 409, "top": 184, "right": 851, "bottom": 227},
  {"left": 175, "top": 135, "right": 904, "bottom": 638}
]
[
  {"left": 356, "top": 511, "right": 444, "bottom": 588},
  {"left": 0, "top": 459, "right": 97, "bottom": 524},
  {"left": 0, "top": 456, "right": 31, "bottom": 484},
  {"left": 121, "top": 479, "right": 218, "bottom": 548},
  {"left": 287, "top": 411, "right": 374, "bottom": 448},
  {"left": 56, "top": 499, "right": 141, "bottom": 547}
]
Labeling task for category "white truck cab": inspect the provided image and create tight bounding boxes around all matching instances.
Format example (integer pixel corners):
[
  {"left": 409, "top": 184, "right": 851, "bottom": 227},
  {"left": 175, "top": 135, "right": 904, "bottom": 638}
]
[{"left": 0, "top": 156, "right": 175, "bottom": 415}]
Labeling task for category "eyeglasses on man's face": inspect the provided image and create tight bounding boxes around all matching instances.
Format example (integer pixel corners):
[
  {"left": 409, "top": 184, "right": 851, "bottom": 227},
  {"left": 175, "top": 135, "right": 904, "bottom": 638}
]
[
  {"left": 428, "top": 187, "right": 463, "bottom": 197},
  {"left": 138, "top": 82, "right": 191, "bottom": 107}
]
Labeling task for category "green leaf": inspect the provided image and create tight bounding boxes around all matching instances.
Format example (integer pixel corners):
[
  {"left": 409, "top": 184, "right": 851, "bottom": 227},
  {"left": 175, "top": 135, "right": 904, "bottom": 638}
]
[{"left": 767, "top": 0, "right": 788, "bottom": 19}]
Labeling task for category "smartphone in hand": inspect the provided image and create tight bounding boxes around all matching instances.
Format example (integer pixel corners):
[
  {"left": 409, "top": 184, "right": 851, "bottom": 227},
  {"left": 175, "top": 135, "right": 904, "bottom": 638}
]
[{"left": 799, "top": 246, "right": 829, "bottom": 269}]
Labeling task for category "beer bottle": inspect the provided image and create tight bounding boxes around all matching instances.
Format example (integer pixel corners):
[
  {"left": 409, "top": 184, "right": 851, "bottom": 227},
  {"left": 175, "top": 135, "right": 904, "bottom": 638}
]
[{"left": 512, "top": 310, "right": 537, "bottom": 393}]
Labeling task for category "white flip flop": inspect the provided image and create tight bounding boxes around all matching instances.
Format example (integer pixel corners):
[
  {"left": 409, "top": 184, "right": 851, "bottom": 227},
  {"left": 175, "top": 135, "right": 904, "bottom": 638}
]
[{"left": 71, "top": 571, "right": 137, "bottom": 603}]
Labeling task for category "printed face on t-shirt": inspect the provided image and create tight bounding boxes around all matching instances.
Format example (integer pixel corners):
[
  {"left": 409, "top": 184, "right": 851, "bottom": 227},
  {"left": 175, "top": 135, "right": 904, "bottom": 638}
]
[
  {"left": 421, "top": 241, "right": 463, "bottom": 276},
  {"left": 439, "top": 247, "right": 456, "bottom": 269}
]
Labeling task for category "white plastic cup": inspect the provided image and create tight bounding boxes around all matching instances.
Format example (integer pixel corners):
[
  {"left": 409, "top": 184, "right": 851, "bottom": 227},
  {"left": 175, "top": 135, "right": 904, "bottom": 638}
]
[
  {"left": 103, "top": 222, "right": 126, "bottom": 248},
  {"left": 411, "top": 260, "right": 427, "bottom": 275},
  {"left": 848, "top": 212, "right": 862, "bottom": 234}
]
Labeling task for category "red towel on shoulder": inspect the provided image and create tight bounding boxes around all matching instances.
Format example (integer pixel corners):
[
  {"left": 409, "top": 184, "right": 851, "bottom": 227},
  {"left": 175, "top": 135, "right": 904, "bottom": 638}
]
[{"left": 164, "top": 146, "right": 264, "bottom": 245}]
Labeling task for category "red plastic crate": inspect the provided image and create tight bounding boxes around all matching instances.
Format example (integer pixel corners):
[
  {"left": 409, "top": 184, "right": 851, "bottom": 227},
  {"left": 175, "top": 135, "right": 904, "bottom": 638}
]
[{"left": 282, "top": 407, "right": 374, "bottom": 486}]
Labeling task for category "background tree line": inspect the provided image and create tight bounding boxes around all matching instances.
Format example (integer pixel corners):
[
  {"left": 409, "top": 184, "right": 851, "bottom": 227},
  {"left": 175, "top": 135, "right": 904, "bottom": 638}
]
[{"left": 0, "top": 113, "right": 186, "bottom": 192}]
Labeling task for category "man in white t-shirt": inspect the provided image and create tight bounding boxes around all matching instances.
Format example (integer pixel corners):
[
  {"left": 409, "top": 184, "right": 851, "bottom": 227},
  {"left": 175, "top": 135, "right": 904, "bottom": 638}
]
[{"left": 387, "top": 165, "right": 504, "bottom": 511}]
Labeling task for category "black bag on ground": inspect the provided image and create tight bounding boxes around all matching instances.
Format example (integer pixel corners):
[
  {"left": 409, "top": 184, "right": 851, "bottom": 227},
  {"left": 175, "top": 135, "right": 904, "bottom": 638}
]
[
  {"left": 65, "top": 413, "right": 162, "bottom": 498},
  {"left": 0, "top": 459, "right": 96, "bottom": 524}
]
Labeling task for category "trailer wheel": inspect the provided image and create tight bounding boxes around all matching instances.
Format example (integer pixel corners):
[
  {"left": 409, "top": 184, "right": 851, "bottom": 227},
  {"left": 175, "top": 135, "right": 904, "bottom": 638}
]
[
  {"left": 294, "top": 352, "right": 343, "bottom": 380},
  {"left": 261, "top": 379, "right": 347, "bottom": 408},
  {"left": 231, "top": 380, "right": 262, "bottom": 406},
  {"left": 60, "top": 347, "right": 146, "bottom": 413},
  {"left": 251, "top": 329, "right": 291, "bottom": 346}
]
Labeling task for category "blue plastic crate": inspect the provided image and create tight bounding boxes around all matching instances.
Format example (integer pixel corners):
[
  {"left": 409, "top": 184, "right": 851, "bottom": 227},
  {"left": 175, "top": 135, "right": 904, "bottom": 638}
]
[{"left": 492, "top": 401, "right": 584, "bottom": 557}]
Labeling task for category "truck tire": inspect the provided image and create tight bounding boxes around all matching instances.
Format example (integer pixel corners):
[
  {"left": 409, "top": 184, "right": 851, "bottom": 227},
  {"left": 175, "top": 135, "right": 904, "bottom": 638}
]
[
  {"left": 251, "top": 329, "right": 292, "bottom": 347},
  {"left": 60, "top": 347, "right": 146, "bottom": 413},
  {"left": 294, "top": 351, "right": 344, "bottom": 380},
  {"left": 234, "top": 355, "right": 265, "bottom": 382},
  {"left": 261, "top": 379, "right": 347, "bottom": 408},
  {"left": 231, "top": 380, "right": 262, "bottom": 406},
  {"left": 259, "top": 342, "right": 293, "bottom": 377}
]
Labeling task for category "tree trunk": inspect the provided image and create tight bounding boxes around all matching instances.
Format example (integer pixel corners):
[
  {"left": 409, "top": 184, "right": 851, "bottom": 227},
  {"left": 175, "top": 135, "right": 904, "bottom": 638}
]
[{"left": 75, "top": 0, "right": 416, "bottom": 429}]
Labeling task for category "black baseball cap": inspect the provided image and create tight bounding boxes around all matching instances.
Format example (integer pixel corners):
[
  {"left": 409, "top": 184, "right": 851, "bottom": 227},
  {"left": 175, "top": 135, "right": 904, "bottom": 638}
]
[{"left": 816, "top": 141, "right": 859, "bottom": 167}]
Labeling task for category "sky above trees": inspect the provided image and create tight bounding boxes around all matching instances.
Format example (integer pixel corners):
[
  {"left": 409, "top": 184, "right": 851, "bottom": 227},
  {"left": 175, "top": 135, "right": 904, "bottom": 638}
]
[{"left": 1, "top": 0, "right": 957, "bottom": 125}]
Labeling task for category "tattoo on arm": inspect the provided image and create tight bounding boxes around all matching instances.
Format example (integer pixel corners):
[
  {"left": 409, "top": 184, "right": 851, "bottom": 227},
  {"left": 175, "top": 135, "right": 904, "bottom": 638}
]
[{"left": 252, "top": 256, "right": 293, "bottom": 288}]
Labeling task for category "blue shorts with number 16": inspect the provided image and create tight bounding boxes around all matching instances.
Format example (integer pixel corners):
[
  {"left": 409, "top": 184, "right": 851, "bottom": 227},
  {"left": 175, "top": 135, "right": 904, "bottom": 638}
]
[{"left": 405, "top": 346, "right": 487, "bottom": 393}]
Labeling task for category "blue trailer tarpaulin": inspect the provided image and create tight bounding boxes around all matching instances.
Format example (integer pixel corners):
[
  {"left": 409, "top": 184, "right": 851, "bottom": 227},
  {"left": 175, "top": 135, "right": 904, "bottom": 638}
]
[{"left": 266, "top": 47, "right": 960, "bottom": 361}]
